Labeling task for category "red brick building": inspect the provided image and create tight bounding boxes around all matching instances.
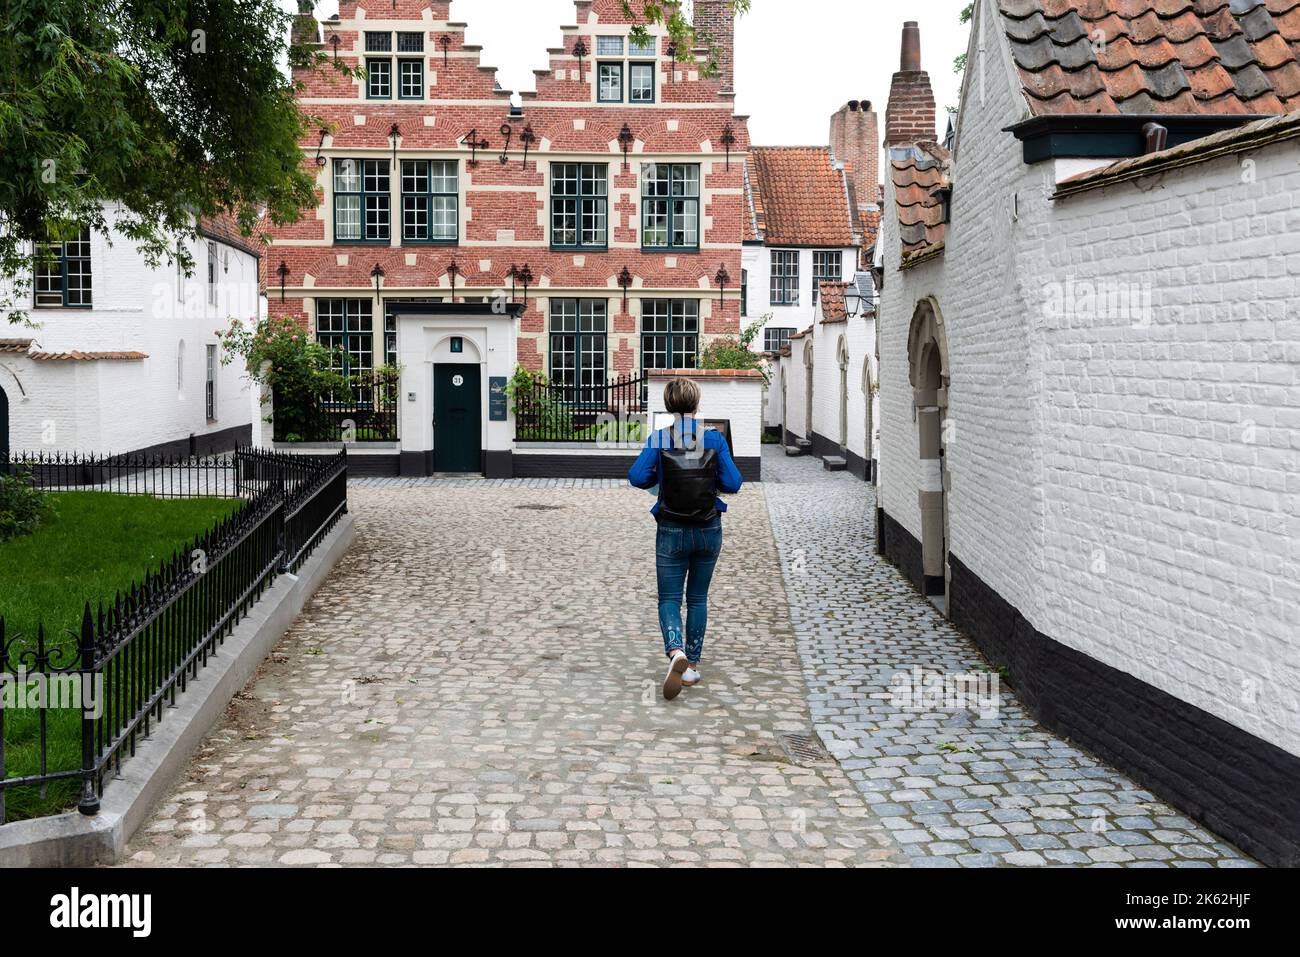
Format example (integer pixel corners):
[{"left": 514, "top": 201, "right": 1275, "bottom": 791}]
[{"left": 271, "top": 0, "right": 748, "bottom": 475}]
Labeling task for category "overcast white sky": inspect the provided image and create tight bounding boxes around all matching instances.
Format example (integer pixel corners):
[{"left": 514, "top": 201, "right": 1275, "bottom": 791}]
[{"left": 299, "top": 0, "right": 973, "bottom": 143}]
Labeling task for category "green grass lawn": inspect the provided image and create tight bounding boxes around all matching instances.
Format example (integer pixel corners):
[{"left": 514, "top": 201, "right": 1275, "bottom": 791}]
[{"left": 0, "top": 492, "right": 239, "bottom": 822}]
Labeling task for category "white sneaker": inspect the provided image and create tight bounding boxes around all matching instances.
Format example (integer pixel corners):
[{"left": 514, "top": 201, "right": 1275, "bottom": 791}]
[
  {"left": 663, "top": 651, "right": 689, "bottom": 700},
  {"left": 682, "top": 667, "right": 701, "bottom": 687}
]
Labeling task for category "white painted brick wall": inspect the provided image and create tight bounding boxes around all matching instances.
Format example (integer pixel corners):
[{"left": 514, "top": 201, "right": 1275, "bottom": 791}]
[
  {"left": 1, "top": 220, "right": 260, "bottom": 453},
  {"left": 647, "top": 373, "right": 764, "bottom": 459},
  {"left": 877, "top": 0, "right": 1300, "bottom": 756},
  {"left": 741, "top": 244, "right": 857, "bottom": 351}
]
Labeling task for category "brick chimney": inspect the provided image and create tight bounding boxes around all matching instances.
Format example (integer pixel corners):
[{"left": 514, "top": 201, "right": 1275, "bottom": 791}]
[
  {"left": 693, "top": 0, "right": 736, "bottom": 91},
  {"left": 830, "top": 99, "right": 880, "bottom": 209},
  {"left": 884, "top": 21, "right": 937, "bottom": 146}
]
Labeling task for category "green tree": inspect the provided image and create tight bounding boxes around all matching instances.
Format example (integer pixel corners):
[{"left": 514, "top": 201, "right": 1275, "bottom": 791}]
[
  {"left": 622, "top": 0, "right": 750, "bottom": 76},
  {"left": 0, "top": 0, "right": 354, "bottom": 321},
  {"left": 954, "top": 2, "right": 975, "bottom": 74}
]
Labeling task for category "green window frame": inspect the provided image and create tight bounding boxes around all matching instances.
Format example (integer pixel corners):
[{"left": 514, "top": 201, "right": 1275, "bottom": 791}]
[
  {"left": 383, "top": 297, "right": 442, "bottom": 367},
  {"left": 770, "top": 249, "right": 799, "bottom": 305},
  {"left": 640, "top": 299, "right": 699, "bottom": 374},
  {"left": 629, "top": 62, "right": 655, "bottom": 103},
  {"left": 598, "top": 62, "right": 623, "bottom": 102},
  {"left": 334, "top": 159, "right": 390, "bottom": 244},
  {"left": 550, "top": 163, "right": 608, "bottom": 250},
  {"left": 366, "top": 58, "right": 392, "bottom": 99},
  {"left": 33, "top": 229, "right": 92, "bottom": 308},
  {"left": 641, "top": 164, "right": 700, "bottom": 251},
  {"left": 398, "top": 59, "right": 424, "bottom": 99},
  {"left": 549, "top": 300, "right": 608, "bottom": 401},
  {"left": 401, "top": 160, "right": 458, "bottom": 244},
  {"left": 812, "top": 250, "right": 842, "bottom": 305},
  {"left": 316, "top": 298, "right": 375, "bottom": 380},
  {"left": 764, "top": 327, "right": 796, "bottom": 352}
]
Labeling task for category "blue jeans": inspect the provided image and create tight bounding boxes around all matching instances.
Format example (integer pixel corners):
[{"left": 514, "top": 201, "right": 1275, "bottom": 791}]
[{"left": 655, "top": 518, "right": 723, "bottom": 663}]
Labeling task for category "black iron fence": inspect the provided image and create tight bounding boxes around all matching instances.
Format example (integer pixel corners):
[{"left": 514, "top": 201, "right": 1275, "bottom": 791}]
[
  {"left": 274, "top": 372, "right": 400, "bottom": 443},
  {"left": 0, "top": 448, "right": 348, "bottom": 824},
  {"left": 514, "top": 373, "right": 648, "bottom": 443}
]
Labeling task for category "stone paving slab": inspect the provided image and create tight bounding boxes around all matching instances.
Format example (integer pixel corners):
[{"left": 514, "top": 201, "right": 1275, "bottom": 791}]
[
  {"left": 761, "top": 447, "right": 1256, "bottom": 869},
  {"left": 120, "top": 479, "right": 903, "bottom": 867}
]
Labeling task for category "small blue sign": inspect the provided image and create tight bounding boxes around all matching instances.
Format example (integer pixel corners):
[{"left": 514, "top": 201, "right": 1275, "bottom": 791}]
[{"left": 450, "top": 337, "right": 463, "bottom": 354}]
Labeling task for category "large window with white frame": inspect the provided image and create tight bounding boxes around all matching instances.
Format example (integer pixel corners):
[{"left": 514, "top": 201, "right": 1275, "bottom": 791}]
[
  {"left": 551, "top": 163, "right": 608, "bottom": 250},
  {"left": 641, "top": 164, "right": 699, "bottom": 251},
  {"left": 770, "top": 249, "right": 799, "bottom": 306},
  {"left": 33, "top": 229, "right": 92, "bottom": 308},
  {"left": 365, "top": 31, "right": 425, "bottom": 100},
  {"left": 640, "top": 299, "right": 698, "bottom": 373},
  {"left": 764, "top": 327, "right": 796, "bottom": 352},
  {"left": 812, "top": 250, "right": 842, "bottom": 305},
  {"left": 549, "top": 300, "right": 608, "bottom": 401},
  {"left": 401, "top": 160, "right": 458, "bottom": 244},
  {"left": 594, "top": 34, "right": 657, "bottom": 104},
  {"left": 334, "top": 159, "right": 390, "bottom": 243}
]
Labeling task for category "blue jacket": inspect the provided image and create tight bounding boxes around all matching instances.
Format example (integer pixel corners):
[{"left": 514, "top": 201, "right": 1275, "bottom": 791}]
[{"left": 628, "top": 418, "right": 743, "bottom": 516}]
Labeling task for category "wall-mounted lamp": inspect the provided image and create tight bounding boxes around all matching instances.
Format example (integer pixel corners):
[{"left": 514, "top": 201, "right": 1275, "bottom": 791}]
[
  {"left": 329, "top": 33, "right": 341, "bottom": 60},
  {"left": 617, "top": 266, "right": 634, "bottom": 310},
  {"left": 618, "top": 124, "right": 635, "bottom": 171},
  {"left": 276, "top": 260, "right": 289, "bottom": 302},
  {"left": 371, "top": 263, "right": 385, "bottom": 302},
  {"left": 666, "top": 41, "right": 677, "bottom": 83},
  {"left": 440, "top": 34, "right": 451, "bottom": 68},
  {"left": 515, "top": 264, "right": 534, "bottom": 309}
]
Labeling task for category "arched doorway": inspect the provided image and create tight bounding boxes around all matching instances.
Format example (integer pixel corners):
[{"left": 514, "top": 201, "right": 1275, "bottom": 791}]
[
  {"left": 836, "top": 335, "right": 849, "bottom": 451},
  {"left": 802, "top": 339, "right": 813, "bottom": 440},
  {"left": 907, "top": 298, "right": 950, "bottom": 602}
]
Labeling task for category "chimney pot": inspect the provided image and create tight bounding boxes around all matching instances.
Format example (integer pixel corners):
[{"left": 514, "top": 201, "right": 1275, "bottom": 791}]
[
  {"left": 848, "top": 100, "right": 860, "bottom": 111},
  {"left": 901, "top": 21, "right": 922, "bottom": 72}
]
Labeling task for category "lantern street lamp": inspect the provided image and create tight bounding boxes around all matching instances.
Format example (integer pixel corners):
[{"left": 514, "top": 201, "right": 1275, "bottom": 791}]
[
  {"left": 389, "top": 123, "right": 401, "bottom": 168},
  {"left": 720, "top": 123, "right": 737, "bottom": 171},
  {"left": 277, "top": 260, "right": 289, "bottom": 302},
  {"left": 573, "top": 38, "right": 588, "bottom": 82},
  {"left": 370, "top": 263, "right": 385, "bottom": 303},
  {"left": 515, "top": 264, "right": 534, "bottom": 310}
]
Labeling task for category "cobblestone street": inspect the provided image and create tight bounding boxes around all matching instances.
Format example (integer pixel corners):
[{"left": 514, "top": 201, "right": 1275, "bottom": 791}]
[
  {"left": 763, "top": 449, "right": 1253, "bottom": 868},
  {"left": 118, "top": 451, "right": 1253, "bottom": 868},
  {"left": 121, "top": 473, "right": 903, "bottom": 867}
]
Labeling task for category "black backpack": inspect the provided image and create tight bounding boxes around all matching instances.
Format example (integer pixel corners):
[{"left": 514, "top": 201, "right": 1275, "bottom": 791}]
[{"left": 657, "top": 425, "right": 719, "bottom": 525}]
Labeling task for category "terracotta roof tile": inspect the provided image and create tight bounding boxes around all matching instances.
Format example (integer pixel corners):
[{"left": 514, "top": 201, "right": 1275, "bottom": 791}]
[
  {"left": 998, "top": 0, "right": 1300, "bottom": 115},
  {"left": 0, "top": 338, "right": 33, "bottom": 354},
  {"left": 199, "top": 213, "right": 264, "bottom": 260},
  {"left": 28, "top": 350, "right": 149, "bottom": 361},
  {"left": 890, "top": 142, "right": 951, "bottom": 259},
  {"left": 743, "top": 147, "right": 855, "bottom": 247},
  {"left": 819, "top": 282, "right": 851, "bottom": 322}
]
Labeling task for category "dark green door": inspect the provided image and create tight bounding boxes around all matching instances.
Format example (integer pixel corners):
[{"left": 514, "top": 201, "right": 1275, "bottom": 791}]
[
  {"left": 0, "top": 383, "right": 8, "bottom": 464},
  {"left": 433, "top": 364, "right": 481, "bottom": 473}
]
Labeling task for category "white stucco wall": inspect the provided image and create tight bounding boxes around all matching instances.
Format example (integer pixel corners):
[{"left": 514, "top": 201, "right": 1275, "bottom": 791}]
[
  {"left": 741, "top": 243, "right": 857, "bottom": 351},
  {"left": 877, "top": 0, "right": 1300, "bottom": 756},
  {"left": 1, "top": 217, "right": 260, "bottom": 453}
]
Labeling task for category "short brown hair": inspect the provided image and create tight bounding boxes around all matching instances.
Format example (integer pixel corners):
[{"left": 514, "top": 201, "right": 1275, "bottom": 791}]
[{"left": 663, "top": 378, "right": 700, "bottom": 414}]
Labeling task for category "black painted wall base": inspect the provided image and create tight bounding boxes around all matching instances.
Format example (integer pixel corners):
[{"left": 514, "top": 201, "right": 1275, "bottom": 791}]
[
  {"left": 874, "top": 528, "right": 1300, "bottom": 867},
  {"left": 513, "top": 453, "right": 762, "bottom": 482},
  {"left": 134, "top": 423, "right": 252, "bottom": 459},
  {"left": 809, "top": 430, "right": 874, "bottom": 483},
  {"left": 879, "top": 510, "right": 925, "bottom": 594},
  {"left": 343, "top": 454, "right": 400, "bottom": 477}
]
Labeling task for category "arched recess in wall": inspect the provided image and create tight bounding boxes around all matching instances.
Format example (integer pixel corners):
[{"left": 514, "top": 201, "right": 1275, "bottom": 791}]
[
  {"left": 836, "top": 334, "right": 850, "bottom": 450},
  {"left": 861, "top": 350, "right": 877, "bottom": 472},
  {"left": 907, "top": 296, "right": 951, "bottom": 599},
  {"left": 802, "top": 338, "right": 813, "bottom": 440}
]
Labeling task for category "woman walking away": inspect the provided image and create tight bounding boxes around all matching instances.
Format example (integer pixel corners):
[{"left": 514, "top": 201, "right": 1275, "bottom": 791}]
[{"left": 628, "top": 378, "right": 743, "bottom": 700}]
